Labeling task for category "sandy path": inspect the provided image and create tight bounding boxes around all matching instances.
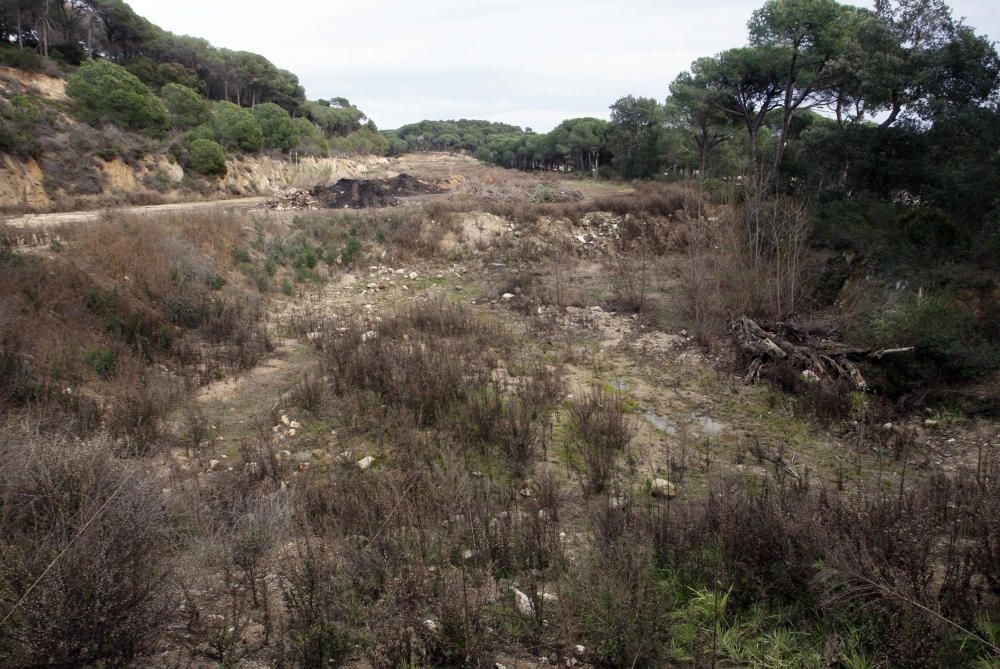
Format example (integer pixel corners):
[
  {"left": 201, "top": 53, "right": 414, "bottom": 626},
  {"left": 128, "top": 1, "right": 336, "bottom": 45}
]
[{"left": 1, "top": 196, "right": 268, "bottom": 229}]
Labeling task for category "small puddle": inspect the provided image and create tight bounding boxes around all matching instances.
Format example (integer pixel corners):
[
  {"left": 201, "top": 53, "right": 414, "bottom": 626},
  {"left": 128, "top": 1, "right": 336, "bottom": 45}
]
[
  {"left": 690, "top": 413, "right": 724, "bottom": 436},
  {"left": 641, "top": 410, "right": 678, "bottom": 435}
]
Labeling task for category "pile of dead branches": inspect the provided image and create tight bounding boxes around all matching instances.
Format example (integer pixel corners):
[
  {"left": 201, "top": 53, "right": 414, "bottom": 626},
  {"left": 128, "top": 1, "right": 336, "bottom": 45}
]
[{"left": 730, "top": 316, "right": 913, "bottom": 389}]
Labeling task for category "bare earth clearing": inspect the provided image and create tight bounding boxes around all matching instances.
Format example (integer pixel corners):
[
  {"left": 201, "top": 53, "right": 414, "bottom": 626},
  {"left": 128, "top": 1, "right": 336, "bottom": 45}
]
[{"left": 3, "top": 154, "right": 995, "bottom": 668}]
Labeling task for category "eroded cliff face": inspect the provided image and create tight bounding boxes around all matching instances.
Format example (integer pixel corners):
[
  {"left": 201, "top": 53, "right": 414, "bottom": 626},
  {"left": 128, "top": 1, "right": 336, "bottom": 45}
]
[
  {"left": 220, "top": 155, "right": 388, "bottom": 195},
  {"left": 0, "top": 155, "right": 51, "bottom": 210},
  {"left": 0, "top": 65, "right": 389, "bottom": 213},
  {"left": 0, "top": 152, "right": 387, "bottom": 213}
]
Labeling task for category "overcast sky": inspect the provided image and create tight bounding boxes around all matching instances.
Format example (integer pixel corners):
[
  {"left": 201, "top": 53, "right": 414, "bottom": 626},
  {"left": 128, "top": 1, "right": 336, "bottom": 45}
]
[{"left": 125, "top": 0, "right": 999, "bottom": 132}]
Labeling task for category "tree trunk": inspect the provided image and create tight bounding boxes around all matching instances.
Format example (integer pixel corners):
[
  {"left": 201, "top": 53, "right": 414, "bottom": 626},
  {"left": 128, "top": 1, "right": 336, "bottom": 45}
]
[
  {"left": 16, "top": 6, "right": 23, "bottom": 49},
  {"left": 42, "top": 0, "right": 49, "bottom": 58}
]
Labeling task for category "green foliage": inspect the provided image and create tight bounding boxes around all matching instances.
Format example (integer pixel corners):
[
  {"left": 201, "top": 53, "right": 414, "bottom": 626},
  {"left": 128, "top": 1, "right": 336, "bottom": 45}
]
[
  {"left": 0, "top": 46, "right": 46, "bottom": 72},
  {"left": 188, "top": 139, "right": 227, "bottom": 177},
  {"left": 204, "top": 272, "right": 227, "bottom": 290},
  {"left": 212, "top": 101, "right": 263, "bottom": 153},
  {"left": 327, "top": 127, "right": 388, "bottom": 155},
  {"left": 85, "top": 349, "right": 116, "bottom": 380},
  {"left": 252, "top": 102, "right": 299, "bottom": 151},
  {"left": 608, "top": 95, "right": 666, "bottom": 178},
  {"left": 388, "top": 119, "right": 525, "bottom": 154},
  {"left": 340, "top": 235, "right": 361, "bottom": 266},
  {"left": 293, "top": 117, "right": 329, "bottom": 156},
  {"left": 0, "top": 95, "right": 42, "bottom": 157},
  {"left": 125, "top": 57, "right": 203, "bottom": 93},
  {"left": 895, "top": 207, "right": 961, "bottom": 249},
  {"left": 66, "top": 59, "right": 169, "bottom": 136},
  {"left": 184, "top": 124, "right": 216, "bottom": 144},
  {"left": 868, "top": 290, "right": 1000, "bottom": 379},
  {"left": 161, "top": 83, "right": 210, "bottom": 129}
]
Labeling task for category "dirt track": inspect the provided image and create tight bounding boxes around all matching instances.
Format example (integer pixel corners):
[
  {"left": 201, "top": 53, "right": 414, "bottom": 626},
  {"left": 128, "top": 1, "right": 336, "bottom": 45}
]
[{"left": 1, "top": 196, "right": 268, "bottom": 229}]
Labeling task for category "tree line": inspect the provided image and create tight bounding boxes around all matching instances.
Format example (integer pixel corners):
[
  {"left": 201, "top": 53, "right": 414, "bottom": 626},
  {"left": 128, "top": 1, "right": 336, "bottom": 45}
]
[
  {"left": 0, "top": 0, "right": 393, "bottom": 170},
  {"left": 416, "top": 0, "right": 999, "bottom": 232}
]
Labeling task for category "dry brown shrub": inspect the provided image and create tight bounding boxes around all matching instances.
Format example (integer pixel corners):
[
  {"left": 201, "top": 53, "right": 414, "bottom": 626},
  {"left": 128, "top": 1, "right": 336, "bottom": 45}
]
[{"left": 0, "top": 432, "right": 173, "bottom": 667}]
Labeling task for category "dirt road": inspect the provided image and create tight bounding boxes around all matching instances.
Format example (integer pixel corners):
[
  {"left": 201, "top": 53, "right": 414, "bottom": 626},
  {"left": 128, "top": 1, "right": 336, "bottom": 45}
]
[{"left": 1, "top": 195, "right": 268, "bottom": 229}]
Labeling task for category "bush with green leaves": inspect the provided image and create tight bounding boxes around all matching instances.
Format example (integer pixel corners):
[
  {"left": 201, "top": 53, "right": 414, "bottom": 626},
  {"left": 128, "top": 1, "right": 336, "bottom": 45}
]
[
  {"left": 293, "top": 117, "right": 329, "bottom": 156},
  {"left": 868, "top": 290, "right": 1000, "bottom": 379},
  {"left": 896, "top": 207, "right": 962, "bottom": 250},
  {"left": 161, "top": 83, "right": 210, "bottom": 129},
  {"left": 213, "top": 101, "right": 263, "bottom": 153},
  {"left": 66, "top": 59, "right": 169, "bottom": 136},
  {"left": 0, "top": 95, "right": 42, "bottom": 157},
  {"left": 253, "top": 102, "right": 299, "bottom": 151},
  {"left": 188, "top": 139, "right": 227, "bottom": 177}
]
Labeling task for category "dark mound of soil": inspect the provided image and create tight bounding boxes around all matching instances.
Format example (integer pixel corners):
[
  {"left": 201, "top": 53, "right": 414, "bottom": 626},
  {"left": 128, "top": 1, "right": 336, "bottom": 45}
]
[{"left": 310, "top": 174, "right": 443, "bottom": 209}]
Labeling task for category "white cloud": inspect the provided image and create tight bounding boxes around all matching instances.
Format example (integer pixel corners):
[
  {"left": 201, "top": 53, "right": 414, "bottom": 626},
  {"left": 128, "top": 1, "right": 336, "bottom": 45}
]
[{"left": 125, "top": 0, "right": 1000, "bottom": 131}]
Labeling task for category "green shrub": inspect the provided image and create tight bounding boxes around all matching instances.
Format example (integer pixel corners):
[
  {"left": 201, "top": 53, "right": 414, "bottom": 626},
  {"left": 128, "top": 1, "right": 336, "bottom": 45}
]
[
  {"left": 204, "top": 271, "right": 227, "bottom": 290},
  {"left": 896, "top": 207, "right": 961, "bottom": 250},
  {"left": 0, "top": 46, "right": 46, "bottom": 72},
  {"left": 340, "top": 235, "right": 361, "bottom": 265},
  {"left": 49, "top": 43, "right": 86, "bottom": 66},
  {"left": 231, "top": 247, "right": 251, "bottom": 264},
  {"left": 161, "top": 83, "right": 209, "bottom": 129},
  {"left": 66, "top": 59, "right": 169, "bottom": 136},
  {"left": 184, "top": 124, "right": 216, "bottom": 144},
  {"left": 0, "top": 95, "right": 42, "bottom": 157},
  {"left": 213, "top": 101, "right": 264, "bottom": 153},
  {"left": 85, "top": 349, "right": 116, "bottom": 379},
  {"left": 188, "top": 139, "right": 227, "bottom": 177},
  {"left": 253, "top": 102, "right": 299, "bottom": 151},
  {"left": 868, "top": 290, "right": 1000, "bottom": 379}
]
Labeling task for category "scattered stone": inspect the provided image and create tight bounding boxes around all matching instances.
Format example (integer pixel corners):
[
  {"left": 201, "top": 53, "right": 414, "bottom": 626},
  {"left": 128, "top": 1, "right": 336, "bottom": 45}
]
[
  {"left": 501, "top": 293, "right": 515, "bottom": 301},
  {"left": 357, "top": 455, "right": 375, "bottom": 470},
  {"left": 208, "top": 459, "right": 220, "bottom": 471},
  {"left": 361, "top": 330, "right": 377, "bottom": 342}
]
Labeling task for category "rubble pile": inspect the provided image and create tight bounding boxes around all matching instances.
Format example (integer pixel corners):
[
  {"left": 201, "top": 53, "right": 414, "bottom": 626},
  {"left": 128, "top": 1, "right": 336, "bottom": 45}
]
[{"left": 310, "top": 173, "right": 444, "bottom": 209}]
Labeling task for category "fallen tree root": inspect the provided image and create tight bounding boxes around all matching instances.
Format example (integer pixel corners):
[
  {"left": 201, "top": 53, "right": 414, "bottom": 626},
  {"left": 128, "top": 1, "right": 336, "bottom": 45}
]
[{"left": 729, "top": 316, "right": 914, "bottom": 389}]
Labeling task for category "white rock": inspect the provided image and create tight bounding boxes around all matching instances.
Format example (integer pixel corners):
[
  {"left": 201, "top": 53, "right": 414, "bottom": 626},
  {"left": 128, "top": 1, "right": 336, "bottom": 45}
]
[
  {"left": 651, "top": 478, "right": 676, "bottom": 499},
  {"left": 208, "top": 459, "right": 220, "bottom": 470},
  {"left": 513, "top": 588, "right": 534, "bottom": 616},
  {"left": 423, "top": 618, "right": 438, "bottom": 632},
  {"left": 361, "top": 330, "right": 377, "bottom": 342},
  {"left": 501, "top": 293, "right": 515, "bottom": 301},
  {"left": 575, "top": 645, "right": 586, "bottom": 655},
  {"left": 290, "top": 420, "right": 302, "bottom": 429},
  {"left": 409, "top": 271, "right": 418, "bottom": 280},
  {"left": 357, "top": 455, "right": 375, "bottom": 470},
  {"left": 281, "top": 415, "right": 291, "bottom": 426}
]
